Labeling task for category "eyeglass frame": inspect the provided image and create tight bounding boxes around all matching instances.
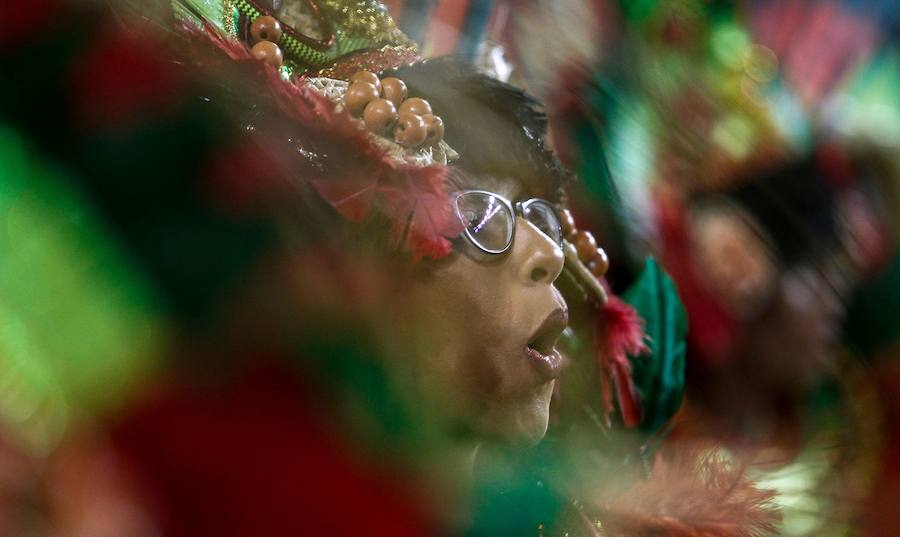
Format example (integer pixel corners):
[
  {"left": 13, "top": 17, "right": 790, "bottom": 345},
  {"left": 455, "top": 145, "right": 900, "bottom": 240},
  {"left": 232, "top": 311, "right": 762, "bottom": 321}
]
[{"left": 452, "top": 189, "right": 564, "bottom": 255}]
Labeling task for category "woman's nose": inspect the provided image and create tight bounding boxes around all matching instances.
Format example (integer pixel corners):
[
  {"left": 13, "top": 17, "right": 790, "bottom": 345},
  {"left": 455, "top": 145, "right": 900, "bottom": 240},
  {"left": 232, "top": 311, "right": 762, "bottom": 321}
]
[{"left": 513, "top": 216, "right": 565, "bottom": 285}]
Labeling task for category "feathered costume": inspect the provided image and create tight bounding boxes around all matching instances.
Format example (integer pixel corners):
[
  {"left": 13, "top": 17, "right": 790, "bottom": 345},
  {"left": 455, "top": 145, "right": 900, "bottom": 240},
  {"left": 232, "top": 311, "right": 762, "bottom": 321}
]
[{"left": 0, "top": 0, "right": 781, "bottom": 535}]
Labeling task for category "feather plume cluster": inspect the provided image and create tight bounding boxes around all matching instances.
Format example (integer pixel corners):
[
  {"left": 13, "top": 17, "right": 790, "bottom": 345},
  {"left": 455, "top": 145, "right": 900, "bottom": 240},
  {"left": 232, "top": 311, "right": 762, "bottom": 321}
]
[
  {"left": 188, "top": 22, "right": 461, "bottom": 260},
  {"left": 596, "top": 291, "right": 648, "bottom": 427},
  {"left": 592, "top": 446, "right": 781, "bottom": 537}
]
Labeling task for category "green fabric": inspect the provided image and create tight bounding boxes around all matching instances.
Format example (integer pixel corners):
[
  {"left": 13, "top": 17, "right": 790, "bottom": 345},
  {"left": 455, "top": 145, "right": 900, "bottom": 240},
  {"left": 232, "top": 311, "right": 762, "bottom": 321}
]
[
  {"left": 299, "top": 335, "right": 426, "bottom": 450},
  {"left": 0, "top": 126, "right": 163, "bottom": 454},
  {"left": 173, "top": 0, "right": 229, "bottom": 32},
  {"left": 467, "top": 440, "right": 566, "bottom": 537},
  {"left": 574, "top": 117, "right": 617, "bottom": 207},
  {"left": 618, "top": 0, "right": 659, "bottom": 23},
  {"left": 622, "top": 258, "right": 688, "bottom": 434}
]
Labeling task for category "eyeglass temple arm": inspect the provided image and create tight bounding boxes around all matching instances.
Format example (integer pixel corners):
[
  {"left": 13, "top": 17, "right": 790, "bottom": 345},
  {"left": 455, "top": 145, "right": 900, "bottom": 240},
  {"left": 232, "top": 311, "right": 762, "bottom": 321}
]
[{"left": 562, "top": 240, "right": 608, "bottom": 306}]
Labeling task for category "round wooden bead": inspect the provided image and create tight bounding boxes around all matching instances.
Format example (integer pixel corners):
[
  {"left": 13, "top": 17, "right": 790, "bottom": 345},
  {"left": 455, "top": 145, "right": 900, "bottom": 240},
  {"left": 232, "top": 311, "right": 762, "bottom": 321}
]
[
  {"left": 362, "top": 98, "right": 398, "bottom": 134},
  {"left": 559, "top": 208, "right": 576, "bottom": 238},
  {"left": 588, "top": 247, "right": 609, "bottom": 277},
  {"left": 250, "top": 16, "right": 283, "bottom": 43},
  {"left": 343, "top": 82, "right": 380, "bottom": 117},
  {"left": 421, "top": 114, "right": 444, "bottom": 146},
  {"left": 572, "top": 230, "right": 597, "bottom": 262},
  {"left": 398, "top": 97, "right": 432, "bottom": 117},
  {"left": 394, "top": 112, "right": 427, "bottom": 147},
  {"left": 380, "top": 77, "right": 407, "bottom": 107},
  {"left": 349, "top": 71, "right": 381, "bottom": 92},
  {"left": 250, "top": 40, "right": 283, "bottom": 68}
]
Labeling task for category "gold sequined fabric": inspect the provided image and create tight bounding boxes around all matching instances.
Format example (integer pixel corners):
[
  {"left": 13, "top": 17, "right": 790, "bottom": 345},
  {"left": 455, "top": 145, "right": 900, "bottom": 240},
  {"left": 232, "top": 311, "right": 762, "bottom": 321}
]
[
  {"left": 311, "top": 45, "right": 420, "bottom": 79},
  {"left": 222, "top": 0, "right": 237, "bottom": 36},
  {"left": 315, "top": 0, "right": 415, "bottom": 49}
]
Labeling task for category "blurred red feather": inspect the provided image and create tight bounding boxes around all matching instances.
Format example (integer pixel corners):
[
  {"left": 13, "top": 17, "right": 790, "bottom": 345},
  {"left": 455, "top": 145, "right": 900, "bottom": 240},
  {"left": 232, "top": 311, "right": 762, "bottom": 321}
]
[{"left": 593, "top": 445, "right": 781, "bottom": 536}]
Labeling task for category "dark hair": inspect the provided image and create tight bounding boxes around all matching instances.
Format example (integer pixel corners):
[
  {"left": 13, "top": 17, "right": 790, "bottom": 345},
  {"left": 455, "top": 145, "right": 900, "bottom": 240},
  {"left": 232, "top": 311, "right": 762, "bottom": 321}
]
[
  {"left": 702, "top": 153, "right": 839, "bottom": 267},
  {"left": 386, "top": 57, "right": 572, "bottom": 201}
]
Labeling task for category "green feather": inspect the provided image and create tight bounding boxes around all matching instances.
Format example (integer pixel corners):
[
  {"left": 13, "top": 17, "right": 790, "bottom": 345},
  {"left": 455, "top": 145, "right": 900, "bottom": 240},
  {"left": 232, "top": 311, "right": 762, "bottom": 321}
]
[{"left": 622, "top": 258, "right": 688, "bottom": 435}]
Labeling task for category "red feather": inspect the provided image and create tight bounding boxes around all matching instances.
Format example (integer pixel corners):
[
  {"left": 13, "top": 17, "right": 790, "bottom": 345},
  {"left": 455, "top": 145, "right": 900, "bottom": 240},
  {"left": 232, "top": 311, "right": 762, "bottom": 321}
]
[
  {"left": 376, "top": 165, "right": 463, "bottom": 260},
  {"left": 591, "top": 445, "right": 782, "bottom": 537},
  {"left": 186, "top": 24, "right": 461, "bottom": 260},
  {"left": 595, "top": 289, "right": 649, "bottom": 427},
  {"left": 193, "top": 20, "right": 251, "bottom": 61}
]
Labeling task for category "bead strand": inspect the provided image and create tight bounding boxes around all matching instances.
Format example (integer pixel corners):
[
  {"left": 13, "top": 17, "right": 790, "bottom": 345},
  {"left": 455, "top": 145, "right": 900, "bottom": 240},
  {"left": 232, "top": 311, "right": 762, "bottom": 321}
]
[
  {"left": 559, "top": 208, "right": 609, "bottom": 279},
  {"left": 341, "top": 71, "right": 444, "bottom": 148},
  {"left": 248, "top": 15, "right": 284, "bottom": 69}
]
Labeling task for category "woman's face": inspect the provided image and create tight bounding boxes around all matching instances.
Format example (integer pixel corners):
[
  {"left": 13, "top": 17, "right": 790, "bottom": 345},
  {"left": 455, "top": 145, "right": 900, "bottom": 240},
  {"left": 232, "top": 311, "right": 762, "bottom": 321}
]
[{"left": 398, "top": 179, "right": 568, "bottom": 446}]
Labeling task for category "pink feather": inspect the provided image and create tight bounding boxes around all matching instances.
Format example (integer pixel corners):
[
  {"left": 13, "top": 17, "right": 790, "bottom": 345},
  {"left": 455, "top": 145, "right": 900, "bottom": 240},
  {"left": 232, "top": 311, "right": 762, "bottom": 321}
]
[{"left": 595, "top": 290, "right": 649, "bottom": 427}]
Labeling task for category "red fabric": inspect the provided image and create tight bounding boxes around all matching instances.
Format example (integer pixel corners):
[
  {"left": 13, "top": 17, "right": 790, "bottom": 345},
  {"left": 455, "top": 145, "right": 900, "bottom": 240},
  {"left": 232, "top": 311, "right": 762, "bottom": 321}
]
[
  {"left": 655, "top": 191, "right": 739, "bottom": 366},
  {"left": 202, "top": 136, "right": 294, "bottom": 213},
  {"left": 112, "top": 362, "right": 436, "bottom": 537},
  {"left": 425, "top": 0, "right": 469, "bottom": 56},
  {"left": 0, "top": 0, "right": 63, "bottom": 47},
  {"left": 751, "top": 1, "right": 878, "bottom": 107},
  {"left": 382, "top": 0, "right": 406, "bottom": 24},
  {"left": 862, "top": 353, "right": 900, "bottom": 537},
  {"left": 69, "top": 27, "right": 186, "bottom": 130}
]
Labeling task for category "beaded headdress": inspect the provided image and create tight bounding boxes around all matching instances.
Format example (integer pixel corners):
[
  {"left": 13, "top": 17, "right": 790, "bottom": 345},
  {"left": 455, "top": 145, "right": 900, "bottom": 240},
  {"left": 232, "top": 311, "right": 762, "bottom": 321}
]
[{"left": 178, "top": 0, "right": 418, "bottom": 77}]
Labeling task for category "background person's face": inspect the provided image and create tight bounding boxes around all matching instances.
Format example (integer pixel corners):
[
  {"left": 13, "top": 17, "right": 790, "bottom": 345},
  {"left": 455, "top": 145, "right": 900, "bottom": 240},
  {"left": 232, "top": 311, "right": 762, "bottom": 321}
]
[{"left": 401, "top": 202, "right": 567, "bottom": 446}]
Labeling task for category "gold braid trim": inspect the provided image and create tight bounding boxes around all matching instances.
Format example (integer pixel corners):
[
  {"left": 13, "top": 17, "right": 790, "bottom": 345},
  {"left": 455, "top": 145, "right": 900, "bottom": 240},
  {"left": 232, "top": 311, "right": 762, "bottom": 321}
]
[{"left": 222, "top": 0, "right": 237, "bottom": 37}]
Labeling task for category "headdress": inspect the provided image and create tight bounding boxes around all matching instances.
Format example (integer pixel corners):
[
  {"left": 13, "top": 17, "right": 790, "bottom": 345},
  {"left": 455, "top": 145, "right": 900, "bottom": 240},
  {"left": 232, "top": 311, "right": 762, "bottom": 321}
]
[{"left": 178, "top": 0, "right": 418, "bottom": 76}]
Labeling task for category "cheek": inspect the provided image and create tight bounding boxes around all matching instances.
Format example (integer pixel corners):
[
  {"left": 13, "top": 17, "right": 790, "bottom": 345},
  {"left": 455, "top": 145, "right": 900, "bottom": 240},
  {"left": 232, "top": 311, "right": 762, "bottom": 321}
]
[
  {"left": 407, "top": 252, "right": 556, "bottom": 444},
  {"left": 436, "top": 268, "right": 510, "bottom": 378},
  {"left": 412, "top": 257, "right": 522, "bottom": 395}
]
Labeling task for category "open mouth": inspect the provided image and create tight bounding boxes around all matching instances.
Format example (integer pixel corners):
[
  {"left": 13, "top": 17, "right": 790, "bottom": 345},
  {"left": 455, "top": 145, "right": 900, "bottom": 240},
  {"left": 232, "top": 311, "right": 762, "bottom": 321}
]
[{"left": 525, "top": 308, "right": 568, "bottom": 380}]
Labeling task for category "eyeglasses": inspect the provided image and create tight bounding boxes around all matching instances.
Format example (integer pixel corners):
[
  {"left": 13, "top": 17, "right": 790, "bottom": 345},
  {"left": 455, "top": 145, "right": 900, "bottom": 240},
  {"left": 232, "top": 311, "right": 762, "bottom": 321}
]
[{"left": 453, "top": 190, "right": 563, "bottom": 254}]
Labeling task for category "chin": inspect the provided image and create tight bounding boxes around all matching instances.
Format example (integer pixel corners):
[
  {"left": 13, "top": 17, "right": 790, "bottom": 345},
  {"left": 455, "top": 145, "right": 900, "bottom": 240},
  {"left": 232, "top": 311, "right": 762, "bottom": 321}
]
[{"left": 479, "top": 381, "right": 554, "bottom": 447}]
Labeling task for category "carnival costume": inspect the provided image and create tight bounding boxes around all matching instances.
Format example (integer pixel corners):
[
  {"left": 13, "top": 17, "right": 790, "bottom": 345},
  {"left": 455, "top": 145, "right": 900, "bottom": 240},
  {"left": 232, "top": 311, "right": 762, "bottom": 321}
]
[{"left": 0, "top": 1, "right": 785, "bottom": 535}]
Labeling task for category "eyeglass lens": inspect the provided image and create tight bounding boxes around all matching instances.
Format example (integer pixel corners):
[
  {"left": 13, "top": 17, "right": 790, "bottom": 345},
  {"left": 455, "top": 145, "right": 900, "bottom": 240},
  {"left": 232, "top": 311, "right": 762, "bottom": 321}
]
[
  {"left": 456, "top": 191, "right": 514, "bottom": 253},
  {"left": 520, "top": 200, "right": 563, "bottom": 247},
  {"left": 456, "top": 192, "right": 565, "bottom": 253}
]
